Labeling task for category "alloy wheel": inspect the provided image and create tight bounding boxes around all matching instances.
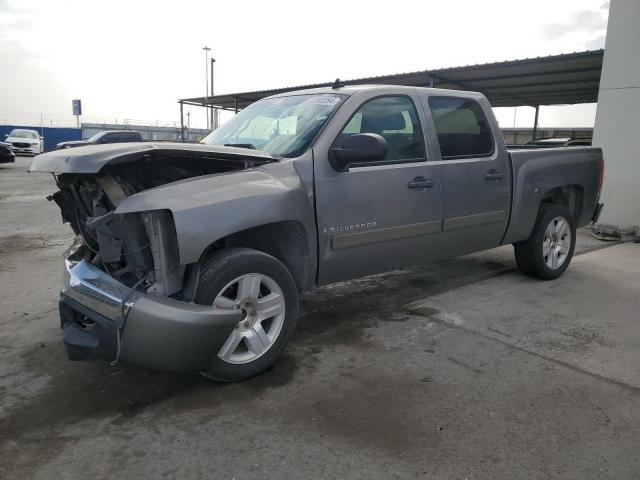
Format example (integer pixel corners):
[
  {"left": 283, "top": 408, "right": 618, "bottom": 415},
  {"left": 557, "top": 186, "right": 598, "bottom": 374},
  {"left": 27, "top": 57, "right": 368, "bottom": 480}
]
[
  {"left": 212, "top": 273, "right": 286, "bottom": 364},
  {"left": 542, "top": 216, "right": 571, "bottom": 269}
]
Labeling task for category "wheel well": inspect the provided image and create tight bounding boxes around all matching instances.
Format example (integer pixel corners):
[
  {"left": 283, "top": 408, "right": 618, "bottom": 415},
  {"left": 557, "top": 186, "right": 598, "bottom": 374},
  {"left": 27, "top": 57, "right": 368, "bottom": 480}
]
[
  {"left": 199, "top": 221, "right": 311, "bottom": 292},
  {"left": 540, "top": 185, "right": 583, "bottom": 221}
]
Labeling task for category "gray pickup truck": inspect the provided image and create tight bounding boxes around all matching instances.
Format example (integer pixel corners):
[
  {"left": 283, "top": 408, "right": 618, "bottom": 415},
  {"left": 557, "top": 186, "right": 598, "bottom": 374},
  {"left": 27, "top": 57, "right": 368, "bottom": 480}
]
[{"left": 31, "top": 85, "right": 604, "bottom": 381}]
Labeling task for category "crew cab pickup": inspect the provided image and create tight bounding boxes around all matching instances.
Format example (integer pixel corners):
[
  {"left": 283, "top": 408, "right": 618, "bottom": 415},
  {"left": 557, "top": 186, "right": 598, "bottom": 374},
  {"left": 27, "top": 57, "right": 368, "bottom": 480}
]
[{"left": 31, "top": 85, "right": 604, "bottom": 381}]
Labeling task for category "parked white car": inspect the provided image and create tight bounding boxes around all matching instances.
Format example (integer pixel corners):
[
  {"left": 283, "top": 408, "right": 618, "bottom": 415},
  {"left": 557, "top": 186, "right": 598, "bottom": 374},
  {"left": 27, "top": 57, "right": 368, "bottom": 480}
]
[{"left": 5, "top": 129, "right": 44, "bottom": 155}]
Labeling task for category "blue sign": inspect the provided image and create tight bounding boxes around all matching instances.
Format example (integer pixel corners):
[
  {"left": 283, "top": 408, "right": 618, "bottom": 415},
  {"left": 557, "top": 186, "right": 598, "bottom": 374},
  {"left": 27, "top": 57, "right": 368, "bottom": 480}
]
[{"left": 72, "top": 99, "right": 82, "bottom": 116}]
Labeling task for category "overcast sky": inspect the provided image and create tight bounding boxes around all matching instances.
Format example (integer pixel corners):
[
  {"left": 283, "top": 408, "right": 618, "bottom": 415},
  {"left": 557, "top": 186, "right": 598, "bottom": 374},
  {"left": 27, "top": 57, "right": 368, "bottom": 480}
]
[{"left": 0, "top": 0, "right": 609, "bottom": 130}]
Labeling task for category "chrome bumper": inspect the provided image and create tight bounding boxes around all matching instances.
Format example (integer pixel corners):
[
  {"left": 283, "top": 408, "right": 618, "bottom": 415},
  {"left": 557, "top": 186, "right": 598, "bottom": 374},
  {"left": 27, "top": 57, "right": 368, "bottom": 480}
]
[
  {"left": 63, "top": 245, "right": 140, "bottom": 323},
  {"left": 60, "top": 242, "right": 241, "bottom": 372}
]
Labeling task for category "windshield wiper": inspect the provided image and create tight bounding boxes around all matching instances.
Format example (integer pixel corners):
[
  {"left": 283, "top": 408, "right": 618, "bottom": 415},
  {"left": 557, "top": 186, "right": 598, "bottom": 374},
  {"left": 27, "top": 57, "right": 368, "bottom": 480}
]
[{"left": 224, "top": 143, "right": 256, "bottom": 150}]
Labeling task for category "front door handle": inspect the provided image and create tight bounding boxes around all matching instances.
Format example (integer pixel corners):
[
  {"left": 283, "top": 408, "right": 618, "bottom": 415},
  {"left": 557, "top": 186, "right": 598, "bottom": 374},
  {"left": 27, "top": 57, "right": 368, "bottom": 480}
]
[
  {"left": 408, "top": 176, "right": 434, "bottom": 189},
  {"left": 484, "top": 170, "right": 504, "bottom": 181}
]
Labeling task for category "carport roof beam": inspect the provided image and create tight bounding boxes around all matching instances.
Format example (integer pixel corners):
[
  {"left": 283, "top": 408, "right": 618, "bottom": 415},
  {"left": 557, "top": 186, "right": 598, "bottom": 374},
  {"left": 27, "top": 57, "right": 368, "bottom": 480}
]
[{"left": 179, "top": 50, "right": 604, "bottom": 111}]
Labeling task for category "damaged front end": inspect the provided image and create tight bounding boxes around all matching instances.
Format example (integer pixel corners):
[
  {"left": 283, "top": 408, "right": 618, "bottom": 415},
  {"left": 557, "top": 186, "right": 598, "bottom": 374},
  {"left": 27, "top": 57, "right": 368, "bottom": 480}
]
[
  {"left": 33, "top": 143, "right": 273, "bottom": 370},
  {"left": 46, "top": 146, "right": 273, "bottom": 296},
  {"left": 50, "top": 173, "right": 185, "bottom": 297},
  {"left": 60, "top": 240, "right": 240, "bottom": 371}
]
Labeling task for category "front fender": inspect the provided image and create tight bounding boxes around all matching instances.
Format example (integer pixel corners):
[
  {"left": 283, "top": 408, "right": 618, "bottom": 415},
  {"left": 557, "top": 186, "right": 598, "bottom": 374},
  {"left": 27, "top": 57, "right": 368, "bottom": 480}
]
[{"left": 115, "top": 164, "right": 316, "bottom": 265}]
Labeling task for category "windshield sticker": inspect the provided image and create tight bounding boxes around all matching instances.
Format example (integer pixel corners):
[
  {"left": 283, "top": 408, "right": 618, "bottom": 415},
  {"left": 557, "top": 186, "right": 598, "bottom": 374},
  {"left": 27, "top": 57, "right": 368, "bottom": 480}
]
[
  {"left": 264, "top": 98, "right": 285, "bottom": 106},
  {"left": 306, "top": 96, "right": 342, "bottom": 106}
]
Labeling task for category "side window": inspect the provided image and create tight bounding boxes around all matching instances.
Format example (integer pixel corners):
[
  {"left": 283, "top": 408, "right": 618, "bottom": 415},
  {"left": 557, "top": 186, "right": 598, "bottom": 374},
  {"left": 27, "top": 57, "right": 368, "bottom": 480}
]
[
  {"left": 123, "top": 132, "right": 140, "bottom": 141},
  {"left": 103, "top": 133, "right": 120, "bottom": 143},
  {"left": 428, "top": 97, "right": 494, "bottom": 159},
  {"left": 338, "top": 96, "right": 426, "bottom": 162}
]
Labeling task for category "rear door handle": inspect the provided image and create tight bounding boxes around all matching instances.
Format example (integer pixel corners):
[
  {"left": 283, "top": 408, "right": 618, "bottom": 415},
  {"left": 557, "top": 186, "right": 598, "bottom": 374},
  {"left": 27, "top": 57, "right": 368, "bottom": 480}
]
[
  {"left": 484, "top": 170, "right": 504, "bottom": 181},
  {"left": 408, "top": 176, "right": 434, "bottom": 189}
]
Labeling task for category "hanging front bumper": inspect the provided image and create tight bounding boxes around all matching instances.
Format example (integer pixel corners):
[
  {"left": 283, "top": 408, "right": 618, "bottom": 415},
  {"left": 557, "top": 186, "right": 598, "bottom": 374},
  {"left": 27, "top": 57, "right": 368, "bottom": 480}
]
[{"left": 59, "top": 242, "right": 241, "bottom": 372}]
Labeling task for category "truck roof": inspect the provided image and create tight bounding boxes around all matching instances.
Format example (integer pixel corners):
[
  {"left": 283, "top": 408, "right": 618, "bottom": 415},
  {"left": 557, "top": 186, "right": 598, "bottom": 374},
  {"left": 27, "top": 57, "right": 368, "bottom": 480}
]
[
  {"left": 270, "top": 84, "right": 486, "bottom": 101},
  {"left": 97, "top": 130, "right": 142, "bottom": 134}
]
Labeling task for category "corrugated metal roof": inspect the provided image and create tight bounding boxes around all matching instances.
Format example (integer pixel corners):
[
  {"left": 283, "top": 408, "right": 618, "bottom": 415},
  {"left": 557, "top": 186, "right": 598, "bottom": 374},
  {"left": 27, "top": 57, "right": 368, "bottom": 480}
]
[{"left": 179, "top": 50, "right": 603, "bottom": 110}]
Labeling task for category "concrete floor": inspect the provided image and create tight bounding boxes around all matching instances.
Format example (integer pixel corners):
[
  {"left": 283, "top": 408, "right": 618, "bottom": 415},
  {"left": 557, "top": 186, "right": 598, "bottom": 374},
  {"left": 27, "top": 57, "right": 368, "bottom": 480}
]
[{"left": 1, "top": 156, "right": 638, "bottom": 479}]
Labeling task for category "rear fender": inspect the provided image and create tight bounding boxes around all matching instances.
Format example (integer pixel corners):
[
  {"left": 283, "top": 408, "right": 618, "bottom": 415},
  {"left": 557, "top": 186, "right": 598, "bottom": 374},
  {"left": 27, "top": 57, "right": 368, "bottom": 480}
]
[{"left": 502, "top": 147, "right": 601, "bottom": 244}]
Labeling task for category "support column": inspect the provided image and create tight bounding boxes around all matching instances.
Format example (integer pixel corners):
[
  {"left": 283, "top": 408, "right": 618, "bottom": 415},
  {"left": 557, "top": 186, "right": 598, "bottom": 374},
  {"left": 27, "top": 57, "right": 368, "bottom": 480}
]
[
  {"left": 179, "top": 102, "right": 185, "bottom": 143},
  {"left": 593, "top": 0, "right": 640, "bottom": 232},
  {"left": 532, "top": 105, "right": 540, "bottom": 141}
]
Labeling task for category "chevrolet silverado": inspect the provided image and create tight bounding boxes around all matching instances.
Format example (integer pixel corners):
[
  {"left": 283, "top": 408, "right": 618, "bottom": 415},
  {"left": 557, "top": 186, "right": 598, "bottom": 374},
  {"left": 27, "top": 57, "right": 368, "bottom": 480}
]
[{"left": 30, "top": 85, "right": 604, "bottom": 381}]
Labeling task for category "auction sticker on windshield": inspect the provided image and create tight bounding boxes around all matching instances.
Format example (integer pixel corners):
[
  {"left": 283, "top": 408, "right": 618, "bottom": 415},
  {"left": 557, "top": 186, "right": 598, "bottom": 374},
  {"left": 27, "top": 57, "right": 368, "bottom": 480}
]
[{"left": 305, "top": 95, "right": 342, "bottom": 106}]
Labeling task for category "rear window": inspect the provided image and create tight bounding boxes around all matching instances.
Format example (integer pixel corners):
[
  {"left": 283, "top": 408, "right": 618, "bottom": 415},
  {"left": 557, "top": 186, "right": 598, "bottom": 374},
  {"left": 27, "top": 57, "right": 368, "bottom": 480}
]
[{"left": 428, "top": 97, "right": 493, "bottom": 159}]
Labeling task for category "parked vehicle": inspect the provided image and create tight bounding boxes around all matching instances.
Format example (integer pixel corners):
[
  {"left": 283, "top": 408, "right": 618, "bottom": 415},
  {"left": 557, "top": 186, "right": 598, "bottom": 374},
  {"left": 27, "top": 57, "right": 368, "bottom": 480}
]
[
  {"left": 524, "top": 136, "right": 592, "bottom": 148},
  {"left": 0, "top": 141, "right": 16, "bottom": 163},
  {"left": 31, "top": 85, "right": 604, "bottom": 381},
  {"left": 5, "top": 129, "right": 43, "bottom": 155},
  {"left": 56, "top": 130, "right": 143, "bottom": 149}
]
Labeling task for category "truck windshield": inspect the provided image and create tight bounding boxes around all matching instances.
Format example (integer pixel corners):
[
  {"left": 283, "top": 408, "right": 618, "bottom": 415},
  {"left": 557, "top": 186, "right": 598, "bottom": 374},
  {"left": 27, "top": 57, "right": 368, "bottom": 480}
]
[
  {"left": 201, "top": 94, "right": 346, "bottom": 158},
  {"left": 87, "top": 132, "right": 108, "bottom": 142}
]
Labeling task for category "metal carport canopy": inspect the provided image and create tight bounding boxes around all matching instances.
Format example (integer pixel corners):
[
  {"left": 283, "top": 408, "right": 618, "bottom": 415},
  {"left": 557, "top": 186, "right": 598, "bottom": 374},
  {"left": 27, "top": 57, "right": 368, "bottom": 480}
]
[{"left": 179, "top": 49, "right": 603, "bottom": 111}]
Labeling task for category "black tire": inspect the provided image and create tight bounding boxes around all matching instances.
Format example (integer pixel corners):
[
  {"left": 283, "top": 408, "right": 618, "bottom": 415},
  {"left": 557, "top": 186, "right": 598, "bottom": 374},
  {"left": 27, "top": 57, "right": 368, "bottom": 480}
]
[
  {"left": 514, "top": 203, "right": 576, "bottom": 280},
  {"left": 195, "top": 247, "right": 298, "bottom": 382}
]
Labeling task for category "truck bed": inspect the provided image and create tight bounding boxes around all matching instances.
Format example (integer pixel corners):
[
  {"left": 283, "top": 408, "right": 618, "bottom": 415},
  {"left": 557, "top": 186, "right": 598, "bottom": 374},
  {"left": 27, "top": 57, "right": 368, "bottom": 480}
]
[{"left": 502, "top": 146, "right": 603, "bottom": 245}]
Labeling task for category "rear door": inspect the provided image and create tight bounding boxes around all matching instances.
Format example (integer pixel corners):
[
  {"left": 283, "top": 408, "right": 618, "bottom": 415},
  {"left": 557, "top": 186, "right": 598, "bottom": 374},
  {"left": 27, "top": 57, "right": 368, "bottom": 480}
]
[
  {"left": 313, "top": 91, "right": 442, "bottom": 284},
  {"left": 421, "top": 94, "right": 510, "bottom": 254}
]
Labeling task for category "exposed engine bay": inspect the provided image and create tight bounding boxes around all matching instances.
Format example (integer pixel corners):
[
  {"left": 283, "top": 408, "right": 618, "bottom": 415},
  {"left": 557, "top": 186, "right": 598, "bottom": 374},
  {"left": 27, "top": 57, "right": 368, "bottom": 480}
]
[{"left": 48, "top": 152, "right": 270, "bottom": 298}]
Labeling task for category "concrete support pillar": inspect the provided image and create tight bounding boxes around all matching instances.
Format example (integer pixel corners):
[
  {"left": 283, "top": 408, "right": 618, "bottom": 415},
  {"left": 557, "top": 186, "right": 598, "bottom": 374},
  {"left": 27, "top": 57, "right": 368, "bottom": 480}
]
[{"left": 593, "top": 0, "right": 640, "bottom": 232}]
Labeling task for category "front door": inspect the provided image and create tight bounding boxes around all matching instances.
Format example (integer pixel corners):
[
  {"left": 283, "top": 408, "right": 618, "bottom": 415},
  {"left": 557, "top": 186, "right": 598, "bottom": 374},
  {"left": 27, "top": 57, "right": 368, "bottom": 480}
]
[{"left": 313, "top": 93, "right": 442, "bottom": 285}]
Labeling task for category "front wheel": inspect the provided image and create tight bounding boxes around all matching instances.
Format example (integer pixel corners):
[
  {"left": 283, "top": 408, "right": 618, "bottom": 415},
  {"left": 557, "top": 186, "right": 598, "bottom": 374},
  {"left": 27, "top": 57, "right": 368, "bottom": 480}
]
[
  {"left": 195, "top": 248, "right": 298, "bottom": 382},
  {"left": 514, "top": 203, "right": 576, "bottom": 280}
]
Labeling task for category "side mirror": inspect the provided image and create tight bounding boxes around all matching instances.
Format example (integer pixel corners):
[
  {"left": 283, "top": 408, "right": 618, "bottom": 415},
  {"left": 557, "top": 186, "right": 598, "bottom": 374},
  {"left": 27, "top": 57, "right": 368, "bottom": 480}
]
[{"left": 329, "top": 133, "right": 388, "bottom": 171}]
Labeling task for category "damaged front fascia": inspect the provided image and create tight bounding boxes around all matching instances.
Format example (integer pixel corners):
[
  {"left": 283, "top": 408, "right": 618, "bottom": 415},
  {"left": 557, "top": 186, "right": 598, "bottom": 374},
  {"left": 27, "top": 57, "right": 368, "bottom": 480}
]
[
  {"left": 86, "top": 211, "right": 155, "bottom": 283},
  {"left": 86, "top": 212, "right": 122, "bottom": 262},
  {"left": 83, "top": 207, "right": 186, "bottom": 297},
  {"left": 141, "top": 210, "right": 186, "bottom": 297},
  {"left": 42, "top": 144, "right": 280, "bottom": 299}
]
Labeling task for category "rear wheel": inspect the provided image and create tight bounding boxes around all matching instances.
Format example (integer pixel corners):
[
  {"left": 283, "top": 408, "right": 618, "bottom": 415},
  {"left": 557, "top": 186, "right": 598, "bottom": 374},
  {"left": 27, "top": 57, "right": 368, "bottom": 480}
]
[
  {"left": 514, "top": 203, "right": 576, "bottom": 280},
  {"left": 195, "top": 248, "right": 298, "bottom": 382}
]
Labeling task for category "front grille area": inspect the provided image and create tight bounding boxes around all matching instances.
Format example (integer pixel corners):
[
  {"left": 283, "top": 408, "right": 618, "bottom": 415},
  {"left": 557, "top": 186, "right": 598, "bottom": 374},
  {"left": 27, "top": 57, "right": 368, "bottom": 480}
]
[{"left": 12, "top": 142, "right": 32, "bottom": 148}]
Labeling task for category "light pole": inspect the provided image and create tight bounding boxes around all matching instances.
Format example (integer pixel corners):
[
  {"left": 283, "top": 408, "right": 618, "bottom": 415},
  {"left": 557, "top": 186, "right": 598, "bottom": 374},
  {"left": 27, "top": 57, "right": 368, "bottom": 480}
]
[
  {"left": 210, "top": 57, "right": 216, "bottom": 129},
  {"left": 203, "top": 46, "right": 211, "bottom": 130}
]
